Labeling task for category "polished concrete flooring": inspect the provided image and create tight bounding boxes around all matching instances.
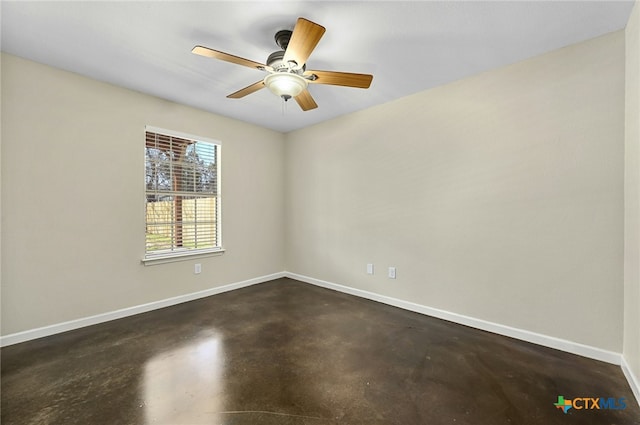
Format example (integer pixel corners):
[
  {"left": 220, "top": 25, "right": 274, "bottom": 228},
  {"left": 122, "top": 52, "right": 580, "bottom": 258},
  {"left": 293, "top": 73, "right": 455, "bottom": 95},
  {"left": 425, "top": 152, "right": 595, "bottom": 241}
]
[{"left": 2, "top": 278, "right": 638, "bottom": 425}]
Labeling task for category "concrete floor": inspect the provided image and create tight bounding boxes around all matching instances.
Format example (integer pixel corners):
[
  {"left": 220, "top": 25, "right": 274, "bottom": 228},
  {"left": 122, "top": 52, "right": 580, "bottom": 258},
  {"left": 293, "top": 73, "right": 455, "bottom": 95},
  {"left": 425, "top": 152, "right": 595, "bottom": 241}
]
[{"left": 1, "top": 278, "right": 638, "bottom": 425}]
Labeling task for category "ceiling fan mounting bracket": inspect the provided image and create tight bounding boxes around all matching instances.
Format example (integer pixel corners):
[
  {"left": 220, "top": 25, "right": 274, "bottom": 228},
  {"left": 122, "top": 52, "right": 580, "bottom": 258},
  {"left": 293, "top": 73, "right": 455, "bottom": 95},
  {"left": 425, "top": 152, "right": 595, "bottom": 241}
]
[{"left": 274, "top": 29, "right": 292, "bottom": 50}]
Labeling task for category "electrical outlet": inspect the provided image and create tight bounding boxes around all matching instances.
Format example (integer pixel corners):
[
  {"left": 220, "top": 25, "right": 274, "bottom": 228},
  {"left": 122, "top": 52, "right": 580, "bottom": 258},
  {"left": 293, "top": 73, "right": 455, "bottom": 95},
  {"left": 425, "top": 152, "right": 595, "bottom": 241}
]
[
  {"left": 388, "top": 267, "right": 396, "bottom": 279},
  {"left": 194, "top": 263, "right": 202, "bottom": 274},
  {"left": 367, "top": 263, "right": 374, "bottom": 275}
]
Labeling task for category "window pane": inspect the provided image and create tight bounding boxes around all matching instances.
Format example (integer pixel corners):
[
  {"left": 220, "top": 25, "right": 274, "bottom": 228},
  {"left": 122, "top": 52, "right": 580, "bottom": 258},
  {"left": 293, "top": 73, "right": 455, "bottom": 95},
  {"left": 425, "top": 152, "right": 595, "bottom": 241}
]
[{"left": 145, "top": 128, "right": 220, "bottom": 258}]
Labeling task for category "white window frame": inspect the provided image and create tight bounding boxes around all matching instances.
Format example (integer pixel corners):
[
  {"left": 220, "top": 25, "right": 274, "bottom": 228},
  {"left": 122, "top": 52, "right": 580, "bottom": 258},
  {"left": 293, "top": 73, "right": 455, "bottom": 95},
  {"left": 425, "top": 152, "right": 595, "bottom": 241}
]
[{"left": 142, "top": 126, "right": 223, "bottom": 265}]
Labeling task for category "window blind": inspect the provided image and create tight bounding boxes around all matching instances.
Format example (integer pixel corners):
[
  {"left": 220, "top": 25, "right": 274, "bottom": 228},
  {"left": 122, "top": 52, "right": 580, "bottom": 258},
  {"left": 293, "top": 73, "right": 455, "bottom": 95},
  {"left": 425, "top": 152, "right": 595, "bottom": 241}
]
[{"left": 145, "top": 127, "right": 221, "bottom": 259}]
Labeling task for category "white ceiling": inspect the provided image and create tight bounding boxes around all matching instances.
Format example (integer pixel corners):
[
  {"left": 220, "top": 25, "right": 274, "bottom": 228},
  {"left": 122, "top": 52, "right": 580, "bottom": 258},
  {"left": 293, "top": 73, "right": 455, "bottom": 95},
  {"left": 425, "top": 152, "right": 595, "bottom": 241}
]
[{"left": 1, "top": 1, "right": 634, "bottom": 133}]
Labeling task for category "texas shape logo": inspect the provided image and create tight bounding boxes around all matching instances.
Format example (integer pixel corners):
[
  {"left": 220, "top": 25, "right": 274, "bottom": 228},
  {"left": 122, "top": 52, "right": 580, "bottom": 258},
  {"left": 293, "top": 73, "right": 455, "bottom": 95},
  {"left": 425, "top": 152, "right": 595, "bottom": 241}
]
[{"left": 554, "top": 396, "right": 573, "bottom": 414}]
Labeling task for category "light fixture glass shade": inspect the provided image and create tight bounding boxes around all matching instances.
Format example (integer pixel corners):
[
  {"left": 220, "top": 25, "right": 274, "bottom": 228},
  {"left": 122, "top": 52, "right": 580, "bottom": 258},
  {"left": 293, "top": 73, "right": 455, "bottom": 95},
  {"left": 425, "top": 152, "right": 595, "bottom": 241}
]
[{"left": 264, "top": 73, "right": 308, "bottom": 99}]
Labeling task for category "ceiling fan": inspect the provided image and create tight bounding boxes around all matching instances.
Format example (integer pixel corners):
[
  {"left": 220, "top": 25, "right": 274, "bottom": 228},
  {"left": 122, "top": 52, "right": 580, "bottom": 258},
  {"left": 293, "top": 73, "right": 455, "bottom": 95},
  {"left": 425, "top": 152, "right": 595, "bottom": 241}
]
[{"left": 192, "top": 17, "right": 373, "bottom": 111}]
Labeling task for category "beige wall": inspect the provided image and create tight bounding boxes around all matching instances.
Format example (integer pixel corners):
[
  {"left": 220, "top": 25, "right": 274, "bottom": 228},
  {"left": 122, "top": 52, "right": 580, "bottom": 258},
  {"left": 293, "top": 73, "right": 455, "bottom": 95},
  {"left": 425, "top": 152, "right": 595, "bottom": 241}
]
[
  {"left": 285, "top": 32, "right": 625, "bottom": 352},
  {"left": 624, "top": 0, "right": 640, "bottom": 389},
  {"left": 0, "top": 27, "right": 632, "bottom": 360},
  {"left": 0, "top": 57, "right": 3, "bottom": 336},
  {"left": 1, "top": 53, "right": 285, "bottom": 335}
]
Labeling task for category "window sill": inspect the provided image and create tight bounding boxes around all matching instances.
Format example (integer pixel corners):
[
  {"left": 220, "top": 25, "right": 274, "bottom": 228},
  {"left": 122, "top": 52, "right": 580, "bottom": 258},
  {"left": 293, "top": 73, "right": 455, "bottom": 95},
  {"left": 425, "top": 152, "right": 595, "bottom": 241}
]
[{"left": 141, "top": 249, "right": 225, "bottom": 266}]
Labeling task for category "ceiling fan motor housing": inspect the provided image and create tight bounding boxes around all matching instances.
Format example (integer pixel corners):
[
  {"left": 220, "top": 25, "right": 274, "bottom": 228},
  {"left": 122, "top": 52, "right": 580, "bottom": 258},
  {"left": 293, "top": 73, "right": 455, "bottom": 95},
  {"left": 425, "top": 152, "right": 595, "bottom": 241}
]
[{"left": 267, "top": 50, "right": 305, "bottom": 73}]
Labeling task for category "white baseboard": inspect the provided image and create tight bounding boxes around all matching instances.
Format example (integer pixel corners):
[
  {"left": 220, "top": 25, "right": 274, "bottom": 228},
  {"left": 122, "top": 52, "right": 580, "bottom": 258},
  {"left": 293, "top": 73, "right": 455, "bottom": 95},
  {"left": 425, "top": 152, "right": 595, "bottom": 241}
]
[
  {"left": 285, "top": 272, "right": 622, "bottom": 365},
  {"left": 622, "top": 356, "right": 640, "bottom": 408},
  {"left": 0, "top": 272, "right": 286, "bottom": 347},
  {"left": 3, "top": 270, "right": 635, "bottom": 405}
]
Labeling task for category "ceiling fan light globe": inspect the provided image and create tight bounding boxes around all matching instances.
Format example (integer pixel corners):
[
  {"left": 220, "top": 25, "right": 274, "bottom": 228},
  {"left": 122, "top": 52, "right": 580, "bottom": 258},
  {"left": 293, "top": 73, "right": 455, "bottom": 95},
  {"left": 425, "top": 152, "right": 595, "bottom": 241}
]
[{"left": 264, "top": 73, "right": 308, "bottom": 99}]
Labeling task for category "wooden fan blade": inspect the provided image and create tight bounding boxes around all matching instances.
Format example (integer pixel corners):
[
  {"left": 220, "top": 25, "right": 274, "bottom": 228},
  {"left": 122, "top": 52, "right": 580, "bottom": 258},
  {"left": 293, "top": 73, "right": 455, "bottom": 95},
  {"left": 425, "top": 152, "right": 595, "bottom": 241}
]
[
  {"left": 294, "top": 89, "right": 318, "bottom": 111},
  {"left": 227, "top": 80, "right": 265, "bottom": 99},
  {"left": 192, "top": 45, "right": 267, "bottom": 70},
  {"left": 283, "top": 18, "right": 326, "bottom": 68},
  {"left": 306, "top": 70, "right": 373, "bottom": 88}
]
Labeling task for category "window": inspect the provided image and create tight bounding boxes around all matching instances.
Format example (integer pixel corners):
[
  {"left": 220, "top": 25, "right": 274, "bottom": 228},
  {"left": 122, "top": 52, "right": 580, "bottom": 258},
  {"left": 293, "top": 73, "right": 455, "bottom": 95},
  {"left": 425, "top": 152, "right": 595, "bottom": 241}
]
[{"left": 144, "top": 126, "right": 221, "bottom": 261}]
